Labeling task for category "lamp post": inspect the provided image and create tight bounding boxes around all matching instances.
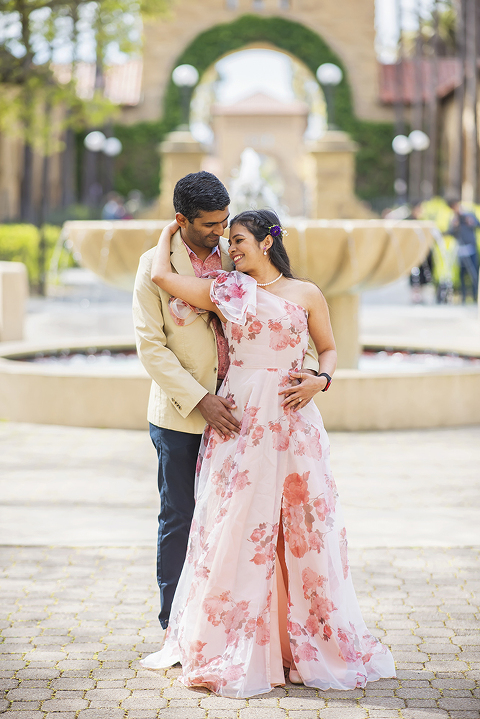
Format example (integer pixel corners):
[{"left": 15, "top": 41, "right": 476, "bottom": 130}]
[
  {"left": 392, "top": 131, "right": 430, "bottom": 205},
  {"left": 392, "top": 134, "right": 413, "bottom": 205},
  {"left": 408, "top": 130, "right": 430, "bottom": 201},
  {"left": 316, "top": 63, "right": 343, "bottom": 130},
  {"left": 172, "top": 64, "right": 199, "bottom": 130},
  {"left": 103, "top": 136, "right": 123, "bottom": 194},
  {"left": 83, "top": 131, "right": 123, "bottom": 204}
]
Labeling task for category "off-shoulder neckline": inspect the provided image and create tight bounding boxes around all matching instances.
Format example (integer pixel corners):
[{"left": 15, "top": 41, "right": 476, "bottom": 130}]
[{"left": 256, "top": 286, "right": 309, "bottom": 319}]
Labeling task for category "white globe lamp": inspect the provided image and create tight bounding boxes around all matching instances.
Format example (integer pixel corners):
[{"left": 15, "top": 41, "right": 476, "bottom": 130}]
[
  {"left": 103, "top": 137, "right": 123, "bottom": 157},
  {"left": 84, "top": 131, "right": 106, "bottom": 152},
  {"left": 409, "top": 130, "right": 430, "bottom": 151},
  {"left": 316, "top": 63, "right": 343, "bottom": 86},
  {"left": 392, "top": 135, "right": 413, "bottom": 156},
  {"left": 172, "top": 64, "right": 199, "bottom": 88}
]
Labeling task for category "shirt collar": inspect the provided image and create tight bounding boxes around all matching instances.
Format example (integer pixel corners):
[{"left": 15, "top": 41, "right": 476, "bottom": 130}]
[{"left": 182, "top": 239, "right": 221, "bottom": 260}]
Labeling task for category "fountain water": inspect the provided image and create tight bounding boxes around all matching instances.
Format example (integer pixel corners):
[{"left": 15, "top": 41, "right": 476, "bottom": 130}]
[{"left": 228, "top": 147, "right": 285, "bottom": 217}]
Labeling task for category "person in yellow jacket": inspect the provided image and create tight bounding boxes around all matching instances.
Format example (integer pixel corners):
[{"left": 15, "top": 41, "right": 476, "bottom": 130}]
[{"left": 133, "top": 171, "right": 318, "bottom": 630}]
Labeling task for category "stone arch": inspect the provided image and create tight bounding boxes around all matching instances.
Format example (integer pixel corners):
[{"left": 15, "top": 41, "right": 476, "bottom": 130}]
[{"left": 161, "top": 15, "right": 356, "bottom": 135}]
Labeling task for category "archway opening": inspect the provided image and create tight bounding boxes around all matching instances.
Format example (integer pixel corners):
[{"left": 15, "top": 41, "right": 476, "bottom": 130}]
[
  {"left": 188, "top": 47, "right": 327, "bottom": 216},
  {"left": 157, "top": 15, "right": 393, "bottom": 208}
]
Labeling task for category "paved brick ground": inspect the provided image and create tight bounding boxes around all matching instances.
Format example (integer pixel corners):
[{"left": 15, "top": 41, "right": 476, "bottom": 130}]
[
  {"left": 1, "top": 545, "right": 479, "bottom": 719},
  {"left": 1, "top": 422, "right": 479, "bottom": 718}
]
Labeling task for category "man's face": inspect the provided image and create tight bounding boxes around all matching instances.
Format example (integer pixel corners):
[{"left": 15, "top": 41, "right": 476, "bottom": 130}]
[{"left": 176, "top": 207, "right": 230, "bottom": 253}]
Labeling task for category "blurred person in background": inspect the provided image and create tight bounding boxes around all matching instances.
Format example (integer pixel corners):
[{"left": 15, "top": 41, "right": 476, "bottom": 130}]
[
  {"left": 447, "top": 199, "right": 479, "bottom": 303},
  {"left": 101, "top": 192, "right": 126, "bottom": 220},
  {"left": 125, "top": 190, "right": 145, "bottom": 218}
]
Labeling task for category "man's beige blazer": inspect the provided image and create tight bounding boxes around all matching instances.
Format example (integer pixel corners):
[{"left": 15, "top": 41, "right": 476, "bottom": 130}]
[{"left": 133, "top": 232, "right": 318, "bottom": 434}]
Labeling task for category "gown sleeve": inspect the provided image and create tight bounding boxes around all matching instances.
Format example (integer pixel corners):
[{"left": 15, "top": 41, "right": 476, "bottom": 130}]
[{"left": 209, "top": 271, "right": 257, "bottom": 325}]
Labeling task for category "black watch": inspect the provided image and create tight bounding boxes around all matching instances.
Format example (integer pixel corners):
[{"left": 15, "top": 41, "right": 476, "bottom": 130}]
[{"left": 318, "top": 372, "right": 332, "bottom": 392}]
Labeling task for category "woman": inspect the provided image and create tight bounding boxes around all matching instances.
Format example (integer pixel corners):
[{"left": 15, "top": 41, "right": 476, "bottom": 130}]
[{"left": 141, "top": 210, "right": 395, "bottom": 697}]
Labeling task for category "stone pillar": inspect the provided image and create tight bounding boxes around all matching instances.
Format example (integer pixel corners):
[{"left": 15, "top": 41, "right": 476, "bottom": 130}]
[
  {"left": 327, "top": 294, "right": 360, "bottom": 370},
  {"left": 0, "top": 261, "right": 29, "bottom": 342},
  {"left": 157, "top": 130, "right": 206, "bottom": 218},
  {"left": 306, "top": 131, "right": 373, "bottom": 220}
]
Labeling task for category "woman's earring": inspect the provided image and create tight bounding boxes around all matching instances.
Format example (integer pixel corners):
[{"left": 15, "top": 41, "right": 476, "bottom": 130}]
[{"left": 263, "top": 248, "right": 267, "bottom": 255}]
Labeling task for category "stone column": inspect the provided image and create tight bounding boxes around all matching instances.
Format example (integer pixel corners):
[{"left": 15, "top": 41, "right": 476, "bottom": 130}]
[
  {"left": 306, "top": 130, "right": 373, "bottom": 220},
  {"left": 0, "top": 261, "right": 28, "bottom": 342},
  {"left": 327, "top": 294, "right": 360, "bottom": 369},
  {"left": 157, "top": 130, "right": 206, "bottom": 218}
]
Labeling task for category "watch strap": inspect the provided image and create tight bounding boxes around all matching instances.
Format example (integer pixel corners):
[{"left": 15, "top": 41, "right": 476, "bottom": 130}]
[{"left": 318, "top": 372, "right": 332, "bottom": 392}]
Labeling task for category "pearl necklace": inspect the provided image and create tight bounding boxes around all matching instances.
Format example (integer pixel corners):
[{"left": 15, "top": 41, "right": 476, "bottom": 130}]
[{"left": 257, "top": 272, "right": 283, "bottom": 287}]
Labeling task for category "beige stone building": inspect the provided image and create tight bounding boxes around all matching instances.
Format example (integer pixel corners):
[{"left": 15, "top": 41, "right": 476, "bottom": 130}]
[
  {"left": 1, "top": 0, "right": 392, "bottom": 222},
  {"left": 211, "top": 93, "right": 309, "bottom": 216},
  {"left": 5, "top": 1, "right": 477, "bottom": 221},
  {"left": 133, "top": 0, "right": 390, "bottom": 127}
]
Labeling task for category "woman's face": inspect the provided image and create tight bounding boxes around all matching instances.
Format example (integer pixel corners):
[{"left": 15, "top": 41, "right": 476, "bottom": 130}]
[{"left": 228, "top": 223, "right": 265, "bottom": 273}]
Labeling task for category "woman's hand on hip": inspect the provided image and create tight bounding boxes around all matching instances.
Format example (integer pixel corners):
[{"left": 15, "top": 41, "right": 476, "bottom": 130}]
[{"left": 278, "top": 371, "right": 327, "bottom": 411}]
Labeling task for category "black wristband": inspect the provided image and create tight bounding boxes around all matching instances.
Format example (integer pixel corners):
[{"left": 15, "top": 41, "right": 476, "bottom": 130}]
[{"left": 318, "top": 372, "right": 332, "bottom": 392}]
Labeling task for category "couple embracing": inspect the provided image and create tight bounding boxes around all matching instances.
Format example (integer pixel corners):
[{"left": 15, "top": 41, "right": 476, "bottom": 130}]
[{"left": 133, "top": 171, "right": 395, "bottom": 699}]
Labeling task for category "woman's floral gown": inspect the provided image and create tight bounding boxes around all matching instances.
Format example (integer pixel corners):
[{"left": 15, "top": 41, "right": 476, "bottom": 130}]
[{"left": 141, "top": 272, "right": 395, "bottom": 698}]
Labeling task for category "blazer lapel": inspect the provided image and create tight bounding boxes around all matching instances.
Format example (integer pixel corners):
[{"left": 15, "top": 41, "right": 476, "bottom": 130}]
[{"left": 170, "top": 232, "right": 195, "bottom": 277}]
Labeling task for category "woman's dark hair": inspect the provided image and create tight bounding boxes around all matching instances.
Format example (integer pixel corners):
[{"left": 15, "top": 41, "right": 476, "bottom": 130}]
[
  {"left": 229, "top": 209, "right": 294, "bottom": 278},
  {"left": 173, "top": 171, "right": 230, "bottom": 223}
]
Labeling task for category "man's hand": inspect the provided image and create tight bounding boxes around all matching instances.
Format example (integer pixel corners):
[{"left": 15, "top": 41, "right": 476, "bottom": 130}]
[
  {"left": 278, "top": 371, "right": 326, "bottom": 411},
  {"left": 197, "top": 394, "right": 241, "bottom": 440}
]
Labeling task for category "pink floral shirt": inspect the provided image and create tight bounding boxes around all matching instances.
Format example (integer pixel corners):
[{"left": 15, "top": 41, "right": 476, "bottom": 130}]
[{"left": 183, "top": 242, "right": 229, "bottom": 381}]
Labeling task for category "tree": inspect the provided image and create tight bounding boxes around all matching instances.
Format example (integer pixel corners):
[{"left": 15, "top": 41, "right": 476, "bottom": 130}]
[{"left": 0, "top": 0, "right": 169, "bottom": 290}]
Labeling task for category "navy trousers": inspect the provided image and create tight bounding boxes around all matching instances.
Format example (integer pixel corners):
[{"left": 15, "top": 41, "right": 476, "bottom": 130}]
[{"left": 149, "top": 423, "right": 202, "bottom": 629}]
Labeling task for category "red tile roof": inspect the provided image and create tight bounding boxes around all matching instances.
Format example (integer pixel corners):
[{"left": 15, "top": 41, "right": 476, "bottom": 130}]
[
  {"left": 378, "top": 58, "right": 463, "bottom": 104},
  {"left": 53, "top": 60, "right": 143, "bottom": 106}
]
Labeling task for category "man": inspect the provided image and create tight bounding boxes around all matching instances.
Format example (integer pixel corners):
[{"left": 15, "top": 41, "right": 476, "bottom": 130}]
[
  {"left": 447, "top": 199, "right": 480, "bottom": 303},
  {"left": 133, "top": 171, "right": 318, "bottom": 630}
]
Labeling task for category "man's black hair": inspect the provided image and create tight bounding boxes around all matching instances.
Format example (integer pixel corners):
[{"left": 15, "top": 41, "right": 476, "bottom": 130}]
[{"left": 173, "top": 171, "right": 230, "bottom": 223}]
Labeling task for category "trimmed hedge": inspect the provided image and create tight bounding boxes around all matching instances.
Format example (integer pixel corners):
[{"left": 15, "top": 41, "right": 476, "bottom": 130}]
[
  {"left": 0, "top": 224, "right": 63, "bottom": 287},
  {"left": 111, "top": 14, "right": 395, "bottom": 202},
  {"left": 113, "top": 121, "right": 164, "bottom": 200}
]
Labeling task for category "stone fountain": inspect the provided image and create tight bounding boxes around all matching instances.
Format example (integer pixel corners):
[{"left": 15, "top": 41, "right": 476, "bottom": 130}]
[
  {"left": 1, "top": 131, "right": 479, "bottom": 430},
  {"left": 59, "top": 216, "right": 435, "bottom": 370}
]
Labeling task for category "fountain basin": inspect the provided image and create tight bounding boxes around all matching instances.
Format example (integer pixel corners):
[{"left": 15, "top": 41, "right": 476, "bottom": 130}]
[
  {"left": 62, "top": 219, "right": 435, "bottom": 295},
  {"left": 1, "top": 340, "right": 479, "bottom": 431},
  {"left": 61, "top": 218, "right": 436, "bottom": 369}
]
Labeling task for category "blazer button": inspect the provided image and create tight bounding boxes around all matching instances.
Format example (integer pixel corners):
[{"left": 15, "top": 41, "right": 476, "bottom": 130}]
[{"left": 214, "top": 367, "right": 217, "bottom": 373}]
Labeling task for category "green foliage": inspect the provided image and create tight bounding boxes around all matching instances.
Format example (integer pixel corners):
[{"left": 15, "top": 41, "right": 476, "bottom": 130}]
[
  {"left": 112, "top": 121, "right": 164, "bottom": 199},
  {"left": 0, "top": 224, "right": 63, "bottom": 286},
  {"left": 0, "top": 0, "right": 170, "bottom": 146}
]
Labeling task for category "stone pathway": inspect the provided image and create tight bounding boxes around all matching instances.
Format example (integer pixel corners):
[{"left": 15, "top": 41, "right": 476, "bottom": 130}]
[
  {"left": 1, "top": 545, "right": 479, "bottom": 719},
  {"left": 1, "top": 422, "right": 479, "bottom": 718}
]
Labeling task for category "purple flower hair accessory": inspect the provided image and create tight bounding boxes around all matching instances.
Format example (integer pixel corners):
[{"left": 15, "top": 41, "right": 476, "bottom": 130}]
[{"left": 268, "top": 224, "right": 283, "bottom": 238}]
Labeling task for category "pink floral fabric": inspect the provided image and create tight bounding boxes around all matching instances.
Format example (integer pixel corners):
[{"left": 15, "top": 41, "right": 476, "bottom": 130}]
[{"left": 141, "top": 272, "right": 395, "bottom": 697}]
